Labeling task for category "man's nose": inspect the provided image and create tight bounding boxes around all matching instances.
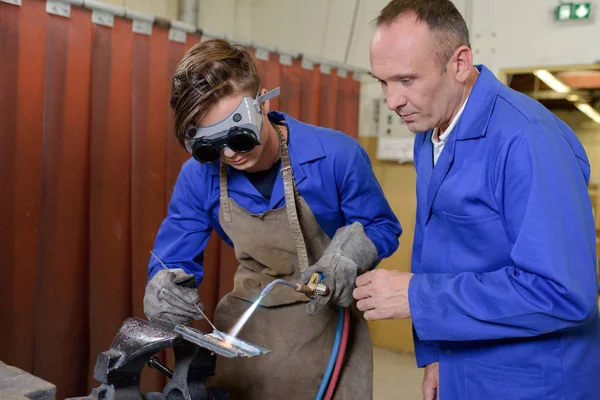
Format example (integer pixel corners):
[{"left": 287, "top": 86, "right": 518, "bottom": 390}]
[{"left": 386, "top": 88, "right": 409, "bottom": 111}]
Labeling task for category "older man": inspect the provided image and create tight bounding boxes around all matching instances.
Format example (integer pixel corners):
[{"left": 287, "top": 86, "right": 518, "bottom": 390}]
[{"left": 354, "top": 1, "right": 600, "bottom": 399}]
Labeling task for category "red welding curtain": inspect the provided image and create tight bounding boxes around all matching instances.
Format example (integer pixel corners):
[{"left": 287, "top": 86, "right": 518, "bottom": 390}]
[{"left": 0, "top": 1, "right": 361, "bottom": 398}]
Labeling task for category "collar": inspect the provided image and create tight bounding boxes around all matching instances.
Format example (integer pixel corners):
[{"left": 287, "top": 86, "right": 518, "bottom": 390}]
[
  {"left": 454, "top": 64, "right": 500, "bottom": 140},
  {"left": 432, "top": 93, "right": 469, "bottom": 145},
  {"left": 424, "top": 64, "right": 501, "bottom": 141}
]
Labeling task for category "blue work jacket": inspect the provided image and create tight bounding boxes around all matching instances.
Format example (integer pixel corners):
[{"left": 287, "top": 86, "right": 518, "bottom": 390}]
[
  {"left": 149, "top": 112, "right": 401, "bottom": 284},
  {"left": 408, "top": 64, "right": 600, "bottom": 399}
]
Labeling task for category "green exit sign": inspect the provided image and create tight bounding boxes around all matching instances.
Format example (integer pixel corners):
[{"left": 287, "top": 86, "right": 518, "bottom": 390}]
[{"left": 556, "top": 3, "right": 591, "bottom": 20}]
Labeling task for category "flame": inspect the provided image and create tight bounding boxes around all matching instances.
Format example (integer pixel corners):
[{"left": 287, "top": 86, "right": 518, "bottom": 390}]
[
  {"left": 227, "top": 296, "right": 263, "bottom": 340},
  {"left": 205, "top": 332, "right": 235, "bottom": 349}
]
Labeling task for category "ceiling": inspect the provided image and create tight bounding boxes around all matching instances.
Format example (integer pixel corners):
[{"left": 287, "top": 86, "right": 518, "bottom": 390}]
[{"left": 506, "top": 68, "right": 600, "bottom": 112}]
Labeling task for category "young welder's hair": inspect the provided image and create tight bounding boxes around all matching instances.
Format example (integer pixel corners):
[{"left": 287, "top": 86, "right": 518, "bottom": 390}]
[
  {"left": 375, "top": 0, "right": 471, "bottom": 73},
  {"left": 170, "top": 38, "right": 261, "bottom": 148}
]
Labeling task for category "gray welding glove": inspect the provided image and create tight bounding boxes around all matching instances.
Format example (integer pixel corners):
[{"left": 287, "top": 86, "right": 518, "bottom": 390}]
[
  {"left": 301, "top": 222, "right": 379, "bottom": 316},
  {"left": 143, "top": 268, "right": 204, "bottom": 325}
]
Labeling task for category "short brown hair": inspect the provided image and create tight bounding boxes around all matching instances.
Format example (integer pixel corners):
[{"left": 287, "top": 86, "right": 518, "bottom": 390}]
[
  {"left": 170, "top": 38, "right": 261, "bottom": 148},
  {"left": 375, "top": 0, "right": 470, "bottom": 73}
]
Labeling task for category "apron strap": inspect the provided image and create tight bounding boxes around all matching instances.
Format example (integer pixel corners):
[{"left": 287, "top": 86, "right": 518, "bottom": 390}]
[
  {"left": 273, "top": 123, "right": 310, "bottom": 272},
  {"left": 217, "top": 122, "right": 310, "bottom": 271},
  {"left": 219, "top": 163, "right": 232, "bottom": 222}
]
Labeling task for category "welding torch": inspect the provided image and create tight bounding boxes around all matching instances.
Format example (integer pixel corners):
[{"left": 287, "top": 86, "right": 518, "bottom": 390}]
[{"left": 260, "top": 273, "right": 330, "bottom": 298}]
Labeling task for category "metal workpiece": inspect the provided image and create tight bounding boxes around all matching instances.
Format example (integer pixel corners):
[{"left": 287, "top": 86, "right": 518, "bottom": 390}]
[
  {"left": 174, "top": 326, "right": 271, "bottom": 359},
  {"left": 65, "top": 317, "right": 229, "bottom": 400}
]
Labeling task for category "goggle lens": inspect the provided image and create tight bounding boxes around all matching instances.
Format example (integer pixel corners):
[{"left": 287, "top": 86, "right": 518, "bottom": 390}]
[
  {"left": 228, "top": 130, "right": 257, "bottom": 153},
  {"left": 192, "top": 142, "right": 220, "bottom": 163},
  {"left": 191, "top": 130, "right": 259, "bottom": 163}
]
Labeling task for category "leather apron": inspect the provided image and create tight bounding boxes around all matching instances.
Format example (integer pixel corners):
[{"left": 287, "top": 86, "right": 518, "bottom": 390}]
[{"left": 210, "top": 123, "right": 373, "bottom": 400}]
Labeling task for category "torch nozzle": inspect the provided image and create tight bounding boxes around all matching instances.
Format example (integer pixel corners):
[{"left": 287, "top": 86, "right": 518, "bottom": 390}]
[
  {"left": 260, "top": 279, "right": 296, "bottom": 298},
  {"left": 260, "top": 274, "right": 330, "bottom": 299}
]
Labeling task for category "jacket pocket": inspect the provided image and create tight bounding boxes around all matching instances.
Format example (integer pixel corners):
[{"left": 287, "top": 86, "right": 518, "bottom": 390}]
[
  {"left": 443, "top": 211, "right": 511, "bottom": 274},
  {"left": 465, "top": 360, "right": 546, "bottom": 400}
]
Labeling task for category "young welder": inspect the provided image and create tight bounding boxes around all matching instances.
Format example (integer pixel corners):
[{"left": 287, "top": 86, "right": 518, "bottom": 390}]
[{"left": 142, "top": 38, "right": 402, "bottom": 399}]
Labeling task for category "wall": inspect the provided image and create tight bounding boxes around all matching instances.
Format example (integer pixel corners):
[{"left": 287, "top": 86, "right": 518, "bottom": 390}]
[
  {"left": 94, "top": 0, "right": 600, "bottom": 74},
  {"left": 98, "top": 0, "right": 178, "bottom": 20},
  {"left": 471, "top": 0, "right": 600, "bottom": 74},
  {"left": 197, "top": 0, "right": 252, "bottom": 39},
  {"left": 343, "top": 0, "right": 600, "bottom": 73},
  {"left": 91, "top": 0, "right": 468, "bottom": 70},
  {"left": 553, "top": 110, "right": 600, "bottom": 184}
]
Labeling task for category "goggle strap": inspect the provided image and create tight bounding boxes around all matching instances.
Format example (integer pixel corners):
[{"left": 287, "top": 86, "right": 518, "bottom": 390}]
[{"left": 254, "top": 87, "right": 280, "bottom": 105}]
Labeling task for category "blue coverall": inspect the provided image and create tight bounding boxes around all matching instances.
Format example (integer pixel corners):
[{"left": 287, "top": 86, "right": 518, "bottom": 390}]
[
  {"left": 149, "top": 111, "right": 402, "bottom": 284},
  {"left": 409, "top": 64, "right": 600, "bottom": 399}
]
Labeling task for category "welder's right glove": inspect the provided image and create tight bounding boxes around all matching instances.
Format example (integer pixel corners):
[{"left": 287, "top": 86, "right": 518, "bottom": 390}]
[
  {"left": 144, "top": 268, "right": 204, "bottom": 325},
  {"left": 300, "top": 222, "right": 379, "bottom": 316}
]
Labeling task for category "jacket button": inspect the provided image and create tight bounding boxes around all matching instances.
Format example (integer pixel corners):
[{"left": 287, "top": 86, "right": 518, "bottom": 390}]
[{"left": 446, "top": 350, "right": 452, "bottom": 355}]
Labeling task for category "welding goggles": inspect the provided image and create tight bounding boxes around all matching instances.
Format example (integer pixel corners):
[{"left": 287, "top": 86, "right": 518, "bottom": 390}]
[{"left": 184, "top": 88, "right": 281, "bottom": 163}]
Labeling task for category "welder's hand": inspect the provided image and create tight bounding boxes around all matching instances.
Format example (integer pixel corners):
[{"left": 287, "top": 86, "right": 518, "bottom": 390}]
[
  {"left": 301, "top": 255, "right": 358, "bottom": 315},
  {"left": 301, "top": 222, "right": 378, "bottom": 316},
  {"left": 143, "top": 268, "right": 204, "bottom": 325}
]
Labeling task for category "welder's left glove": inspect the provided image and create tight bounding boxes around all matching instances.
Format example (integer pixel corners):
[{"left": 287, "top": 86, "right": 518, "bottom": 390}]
[
  {"left": 300, "top": 222, "right": 378, "bottom": 316},
  {"left": 144, "top": 268, "right": 204, "bottom": 325}
]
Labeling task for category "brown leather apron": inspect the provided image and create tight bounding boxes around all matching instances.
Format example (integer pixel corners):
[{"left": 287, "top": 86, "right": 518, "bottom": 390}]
[{"left": 210, "top": 124, "right": 373, "bottom": 399}]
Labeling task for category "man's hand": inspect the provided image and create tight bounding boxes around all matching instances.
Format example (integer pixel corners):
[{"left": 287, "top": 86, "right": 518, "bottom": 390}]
[
  {"left": 422, "top": 362, "right": 440, "bottom": 400},
  {"left": 352, "top": 269, "right": 413, "bottom": 320}
]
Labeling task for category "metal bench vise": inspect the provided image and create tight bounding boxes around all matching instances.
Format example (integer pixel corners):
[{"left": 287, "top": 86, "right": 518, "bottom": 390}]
[{"left": 66, "top": 317, "right": 228, "bottom": 400}]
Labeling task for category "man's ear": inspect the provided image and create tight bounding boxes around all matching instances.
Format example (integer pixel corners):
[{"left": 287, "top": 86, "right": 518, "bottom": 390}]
[{"left": 452, "top": 45, "right": 473, "bottom": 83}]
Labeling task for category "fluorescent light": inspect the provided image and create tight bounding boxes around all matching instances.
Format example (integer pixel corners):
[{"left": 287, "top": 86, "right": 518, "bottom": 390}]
[
  {"left": 531, "top": 69, "right": 599, "bottom": 125},
  {"left": 575, "top": 103, "right": 600, "bottom": 124},
  {"left": 533, "top": 69, "right": 571, "bottom": 93}
]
